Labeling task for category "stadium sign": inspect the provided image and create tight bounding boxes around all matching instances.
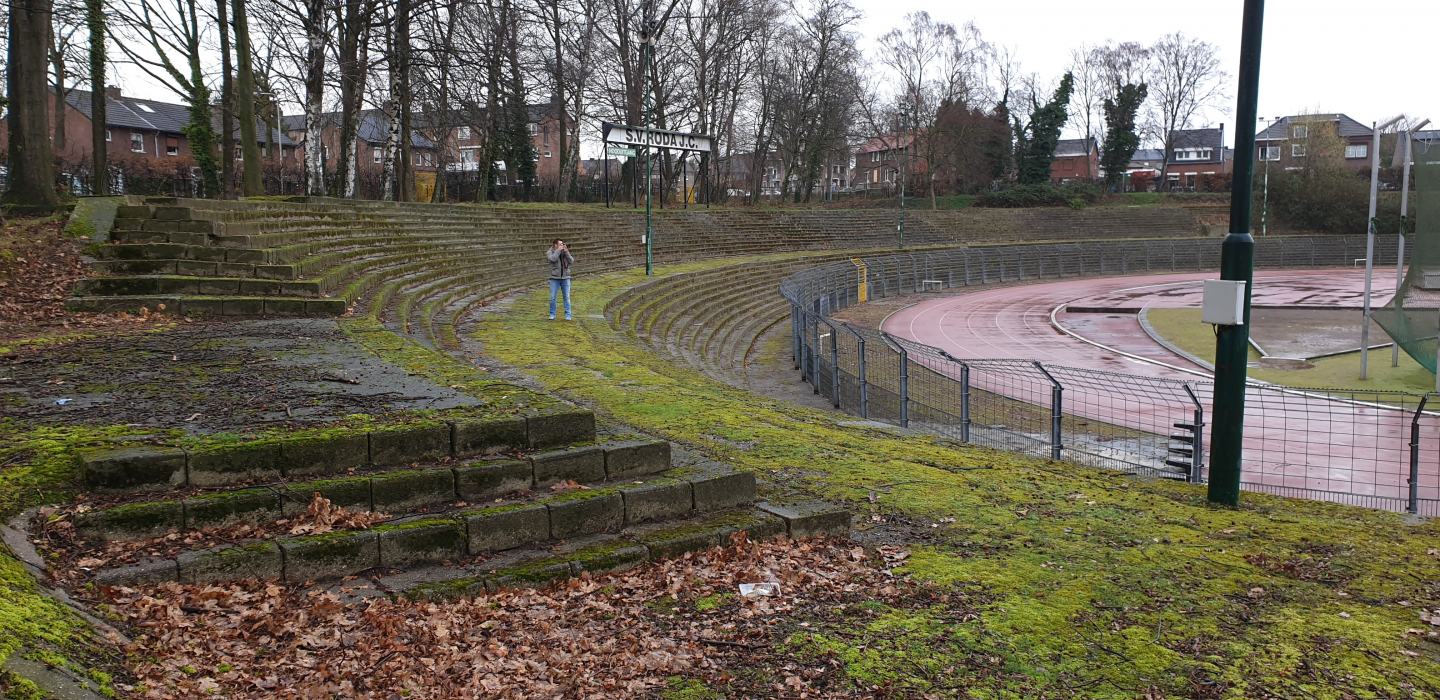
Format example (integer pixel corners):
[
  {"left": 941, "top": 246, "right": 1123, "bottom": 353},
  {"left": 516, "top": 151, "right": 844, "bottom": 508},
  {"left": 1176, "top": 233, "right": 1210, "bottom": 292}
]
[{"left": 602, "top": 122, "right": 713, "bottom": 153}]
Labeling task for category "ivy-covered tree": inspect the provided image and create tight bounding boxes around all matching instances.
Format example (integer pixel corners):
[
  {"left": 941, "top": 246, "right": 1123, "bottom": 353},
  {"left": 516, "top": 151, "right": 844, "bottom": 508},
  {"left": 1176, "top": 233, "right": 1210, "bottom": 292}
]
[
  {"left": 1014, "top": 72, "right": 1073, "bottom": 185},
  {"left": 1100, "top": 82, "right": 1147, "bottom": 190}
]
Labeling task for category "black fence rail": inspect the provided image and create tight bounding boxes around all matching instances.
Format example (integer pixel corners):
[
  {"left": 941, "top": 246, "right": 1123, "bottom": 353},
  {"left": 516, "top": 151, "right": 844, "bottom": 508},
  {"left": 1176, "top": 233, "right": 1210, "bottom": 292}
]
[{"left": 782, "top": 235, "right": 1440, "bottom": 516}]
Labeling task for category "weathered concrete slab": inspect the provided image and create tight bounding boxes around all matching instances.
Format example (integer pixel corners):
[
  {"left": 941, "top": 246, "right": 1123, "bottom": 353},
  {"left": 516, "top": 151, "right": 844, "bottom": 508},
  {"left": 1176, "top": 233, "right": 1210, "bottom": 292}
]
[
  {"left": 757, "top": 501, "right": 851, "bottom": 539},
  {"left": 370, "top": 424, "right": 452, "bottom": 466},
  {"left": 178, "top": 543, "right": 284, "bottom": 583},
  {"left": 281, "top": 532, "right": 379, "bottom": 582},
  {"left": 184, "top": 488, "right": 283, "bottom": 529},
  {"left": 453, "top": 418, "right": 527, "bottom": 457},
  {"left": 531, "top": 446, "right": 605, "bottom": 487},
  {"left": 370, "top": 468, "right": 456, "bottom": 512},
  {"left": 80, "top": 446, "right": 187, "bottom": 493},
  {"left": 461, "top": 504, "right": 549, "bottom": 553},
  {"left": 618, "top": 479, "right": 692, "bottom": 525},
  {"left": 546, "top": 492, "right": 623, "bottom": 539},
  {"left": 378, "top": 520, "right": 466, "bottom": 569}
]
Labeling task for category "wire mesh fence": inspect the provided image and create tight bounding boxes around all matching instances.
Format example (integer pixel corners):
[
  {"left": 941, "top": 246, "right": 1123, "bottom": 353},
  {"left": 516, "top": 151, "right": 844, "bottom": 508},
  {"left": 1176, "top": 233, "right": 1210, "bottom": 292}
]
[{"left": 782, "top": 235, "right": 1440, "bottom": 517}]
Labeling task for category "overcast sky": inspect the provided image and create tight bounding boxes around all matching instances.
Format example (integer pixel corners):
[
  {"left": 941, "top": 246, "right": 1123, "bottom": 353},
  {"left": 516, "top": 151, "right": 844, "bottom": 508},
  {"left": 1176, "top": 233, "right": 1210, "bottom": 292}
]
[
  {"left": 109, "top": 0, "right": 1436, "bottom": 148},
  {"left": 854, "top": 0, "right": 1438, "bottom": 141}
]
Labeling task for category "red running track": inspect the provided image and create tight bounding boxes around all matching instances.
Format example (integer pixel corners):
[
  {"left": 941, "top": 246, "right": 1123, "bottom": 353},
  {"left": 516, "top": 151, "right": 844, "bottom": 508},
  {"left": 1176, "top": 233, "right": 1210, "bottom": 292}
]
[{"left": 880, "top": 270, "right": 1438, "bottom": 512}]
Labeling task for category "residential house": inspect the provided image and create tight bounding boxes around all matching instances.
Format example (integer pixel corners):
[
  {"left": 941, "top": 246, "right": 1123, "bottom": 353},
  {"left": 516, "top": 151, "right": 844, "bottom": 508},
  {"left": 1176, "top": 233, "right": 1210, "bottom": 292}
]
[
  {"left": 421, "top": 104, "right": 573, "bottom": 186},
  {"left": 280, "top": 110, "right": 438, "bottom": 184},
  {"left": 1257, "top": 114, "right": 1374, "bottom": 173},
  {"left": 0, "top": 86, "right": 295, "bottom": 190},
  {"left": 1164, "top": 127, "right": 1232, "bottom": 190},
  {"left": 853, "top": 132, "right": 922, "bottom": 191},
  {"left": 1050, "top": 137, "right": 1100, "bottom": 182}
]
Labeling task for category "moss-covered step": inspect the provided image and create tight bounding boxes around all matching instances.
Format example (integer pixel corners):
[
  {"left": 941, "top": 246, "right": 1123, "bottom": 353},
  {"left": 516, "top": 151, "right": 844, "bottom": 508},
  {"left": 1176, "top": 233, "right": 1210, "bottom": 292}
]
[
  {"left": 280, "top": 531, "right": 380, "bottom": 582},
  {"left": 668, "top": 461, "right": 757, "bottom": 511},
  {"left": 628, "top": 508, "right": 787, "bottom": 560},
  {"left": 177, "top": 543, "right": 284, "bottom": 583},
  {"left": 756, "top": 501, "right": 852, "bottom": 539},
  {"left": 75, "top": 412, "right": 595, "bottom": 492}
]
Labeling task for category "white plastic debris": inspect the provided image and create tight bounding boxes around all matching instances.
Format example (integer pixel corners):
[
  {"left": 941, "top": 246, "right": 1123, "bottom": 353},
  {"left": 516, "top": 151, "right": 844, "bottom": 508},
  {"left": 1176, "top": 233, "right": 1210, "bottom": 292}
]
[
  {"left": 739, "top": 582, "right": 780, "bottom": 598},
  {"left": 54, "top": 398, "right": 71, "bottom": 405}
]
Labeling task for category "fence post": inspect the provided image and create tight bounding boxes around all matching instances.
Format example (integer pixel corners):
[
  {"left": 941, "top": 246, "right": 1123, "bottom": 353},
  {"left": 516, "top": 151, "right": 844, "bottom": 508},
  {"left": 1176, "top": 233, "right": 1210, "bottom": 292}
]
[
  {"left": 1184, "top": 384, "right": 1206, "bottom": 484},
  {"left": 1411, "top": 395, "right": 1429, "bottom": 515},
  {"left": 856, "top": 333, "right": 868, "bottom": 419},
  {"left": 830, "top": 322, "right": 840, "bottom": 408},
  {"left": 812, "top": 316, "right": 821, "bottom": 394},
  {"left": 960, "top": 362, "right": 971, "bottom": 442},
  {"left": 1034, "top": 362, "right": 1062, "bottom": 461},
  {"left": 898, "top": 345, "right": 910, "bottom": 428},
  {"left": 791, "top": 304, "right": 801, "bottom": 371}
]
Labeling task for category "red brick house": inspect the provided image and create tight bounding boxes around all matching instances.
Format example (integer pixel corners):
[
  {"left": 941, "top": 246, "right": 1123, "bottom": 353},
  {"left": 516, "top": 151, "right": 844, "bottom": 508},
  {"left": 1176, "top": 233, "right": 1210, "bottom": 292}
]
[
  {"left": 0, "top": 86, "right": 295, "bottom": 192},
  {"left": 853, "top": 132, "right": 922, "bottom": 191},
  {"left": 1050, "top": 137, "right": 1100, "bottom": 182},
  {"left": 1164, "top": 127, "right": 1233, "bottom": 190},
  {"left": 1257, "top": 114, "right": 1375, "bottom": 173}
]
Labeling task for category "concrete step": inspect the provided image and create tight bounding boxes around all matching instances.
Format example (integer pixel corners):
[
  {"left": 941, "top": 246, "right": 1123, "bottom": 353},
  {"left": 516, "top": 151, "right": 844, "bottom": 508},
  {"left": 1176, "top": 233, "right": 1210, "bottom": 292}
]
[{"left": 74, "top": 409, "right": 596, "bottom": 494}]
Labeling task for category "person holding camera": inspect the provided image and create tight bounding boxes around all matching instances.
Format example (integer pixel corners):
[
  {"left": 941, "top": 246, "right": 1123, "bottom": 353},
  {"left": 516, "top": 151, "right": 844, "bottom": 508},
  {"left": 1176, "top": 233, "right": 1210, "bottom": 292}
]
[{"left": 546, "top": 239, "right": 575, "bottom": 320}]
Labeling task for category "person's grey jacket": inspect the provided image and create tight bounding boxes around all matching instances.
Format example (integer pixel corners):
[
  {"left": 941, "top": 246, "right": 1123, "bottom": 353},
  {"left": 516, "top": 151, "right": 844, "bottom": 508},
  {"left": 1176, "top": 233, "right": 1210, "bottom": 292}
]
[{"left": 547, "top": 247, "right": 574, "bottom": 279}]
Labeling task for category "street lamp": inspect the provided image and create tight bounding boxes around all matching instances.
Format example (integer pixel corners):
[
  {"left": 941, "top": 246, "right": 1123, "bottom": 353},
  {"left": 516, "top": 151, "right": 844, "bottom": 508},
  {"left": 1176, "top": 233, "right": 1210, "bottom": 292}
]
[
  {"left": 641, "top": 14, "right": 659, "bottom": 276},
  {"left": 1257, "top": 116, "right": 1273, "bottom": 238},
  {"left": 898, "top": 108, "right": 908, "bottom": 250}
]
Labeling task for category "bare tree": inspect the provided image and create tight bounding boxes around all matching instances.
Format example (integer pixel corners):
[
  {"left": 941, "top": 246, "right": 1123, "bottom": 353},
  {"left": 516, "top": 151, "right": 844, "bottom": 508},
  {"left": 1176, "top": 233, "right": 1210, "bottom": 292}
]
[
  {"left": 1065, "top": 44, "right": 1105, "bottom": 180},
  {"left": 4, "top": 0, "right": 60, "bottom": 206},
  {"left": 1146, "top": 32, "right": 1227, "bottom": 189}
]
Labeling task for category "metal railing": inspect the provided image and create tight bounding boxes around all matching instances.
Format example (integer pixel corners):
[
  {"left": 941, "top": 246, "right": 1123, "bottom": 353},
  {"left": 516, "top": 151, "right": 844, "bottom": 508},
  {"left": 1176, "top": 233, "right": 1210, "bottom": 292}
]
[{"left": 782, "top": 235, "right": 1440, "bottom": 516}]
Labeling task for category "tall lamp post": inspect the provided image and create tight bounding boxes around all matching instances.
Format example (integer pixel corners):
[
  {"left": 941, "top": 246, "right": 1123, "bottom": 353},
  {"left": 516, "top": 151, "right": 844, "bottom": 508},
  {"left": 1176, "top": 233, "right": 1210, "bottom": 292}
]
[
  {"left": 898, "top": 108, "right": 908, "bottom": 250},
  {"left": 1208, "top": 0, "right": 1264, "bottom": 507},
  {"left": 1360, "top": 115, "right": 1404, "bottom": 379},
  {"left": 1257, "top": 116, "right": 1272, "bottom": 238},
  {"left": 1395, "top": 118, "right": 1429, "bottom": 368},
  {"left": 641, "top": 12, "right": 658, "bottom": 276}
]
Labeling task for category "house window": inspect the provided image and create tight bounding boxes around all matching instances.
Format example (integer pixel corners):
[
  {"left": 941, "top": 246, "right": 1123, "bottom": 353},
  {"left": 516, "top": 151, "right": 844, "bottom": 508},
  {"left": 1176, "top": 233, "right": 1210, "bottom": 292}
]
[
  {"left": 1292, "top": 144, "right": 1307, "bottom": 157},
  {"left": 1345, "top": 144, "right": 1368, "bottom": 159},
  {"left": 1174, "top": 148, "right": 1212, "bottom": 161},
  {"left": 166, "top": 137, "right": 179, "bottom": 156},
  {"left": 1293, "top": 125, "right": 1308, "bottom": 139},
  {"left": 373, "top": 147, "right": 383, "bottom": 163},
  {"left": 871, "top": 152, "right": 879, "bottom": 163},
  {"left": 136, "top": 103, "right": 156, "bottom": 113},
  {"left": 544, "top": 151, "right": 552, "bottom": 158},
  {"left": 457, "top": 126, "right": 470, "bottom": 141},
  {"left": 131, "top": 133, "right": 144, "bottom": 152},
  {"left": 459, "top": 149, "right": 476, "bottom": 165},
  {"left": 235, "top": 147, "right": 243, "bottom": 162},
  {"left": 543, "top": 130, "right": 550, "bottom": 147},
  {"left": 1259, "top": 146, "right": 1279, "bottom": 161},
  {"left": 105, "top": 129, "right": 112, "bottom": 142},
  {"left": 527, "top": 123, "right": 538, "bottom": 136}
]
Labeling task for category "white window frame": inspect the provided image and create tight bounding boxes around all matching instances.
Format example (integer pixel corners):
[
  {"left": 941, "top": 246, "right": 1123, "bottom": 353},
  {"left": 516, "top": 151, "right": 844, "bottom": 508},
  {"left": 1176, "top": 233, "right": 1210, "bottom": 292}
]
[
  {"left": 544, "top": 151, "right": 552, "bottom": 158},
  {"left": 527, "top": 122, "right": 538, "bottom": 136},
  {"left": 1345, "top": 144, "right": 1368, "bottom": 159},
  {"left": 105, "top": 129, "right": 112, "bottom": 142},
  {"left": 1292, "top": 144, "right": 1306, "bottom": 157},
  {"left": 1259, "top": 146, "right": 1279, "bottom": 161},
  {"left": 871, "top": 152, "right": 880, "bottom": 163},
  {"left": 166, "top": 138, "right": 179, "bottom": 156},
  {"left": 130, "top": 133, "right": 145, "bottom": 153},
  {"left": 373, "top": 147, "right": 383, "bottom": 164},
  {"left": 457, "top": 126, "right": 471, "bottom": 141},
  {"left": 1293, "top": 125, "right": 1308, "bottom": 139},
  {"left": 459, "top": 149, "right": 476, "bottom": 165}
]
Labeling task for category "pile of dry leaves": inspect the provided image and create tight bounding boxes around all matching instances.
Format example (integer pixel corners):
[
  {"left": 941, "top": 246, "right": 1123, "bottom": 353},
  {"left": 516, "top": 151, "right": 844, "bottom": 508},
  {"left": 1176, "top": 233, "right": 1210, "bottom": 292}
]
[
  {"left": 100, "top": 536, "right": 922, "bottom": 698},
  {"left": 38, "top": 495, "right": 389, "bottom": 587}
]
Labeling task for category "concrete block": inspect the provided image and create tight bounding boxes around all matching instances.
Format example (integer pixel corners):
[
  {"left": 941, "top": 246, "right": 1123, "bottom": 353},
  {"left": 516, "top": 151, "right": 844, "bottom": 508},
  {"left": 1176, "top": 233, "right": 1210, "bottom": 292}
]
[
  {"left": 255, "top": 265, "right": 298, "bottom": 280},
  {"left": 265, "top": 298, "right": 309, "bottom": 316},
  {"left": 93, "top": 557, "right": 179, "bottom": 587},
  {"left": 530, "top": 446, "right": 605, "bottom": 487},
  {"left": 370, "top": 424, "right": 451, "bottom": 466},
  {"left": 238, "top": 279, "right": 282, "bottom": 296},
  {"left": 279, "top": 432, "right": 368, "bottom": 478},
  {"left": 197, "top": 278, "right": 240, "bottom": 295},
  {"left": 180, "top": 297, "right": 224, "bottom": 317},
  {"left": 378, "top": 519, "right": 466, "bottom": 569},
  {"left": 453, "top": 460, "right": 532, "bottom": 502},
  {"left": 282, "top": 281, "right": 323, "bottom": 297},
  {"left": 490, "top": 560, "right": 573, "bottom": 588},
  {"left": 175, "top": 260, "right": 218, "bottom": 276},
  {"left": 186, "top": 441, "right": 281, "bottom": 487},
  {"left": 165, "top": 232, "right": 209, "bottom": 247},
  {"left": 306, "top": 299, "right": 347, "bottom": 316},
  {"left": 618, "top": 479, "right": 693, "bottom": 525},
  {"left": 152, "top": 206, "right": 194, "bottom": 220},
  {"left": 405, "top": 577, "right": 491, "bottom": 602},
  {"left": 461, "top": 504, "right": 549, "bottom": 553},
  {"left": 757, "top": 501, "right": 851, "bottom": 539},
  {"left": 115, "top": 205, "right": 155, "bottom": 219},
  {"left": 603, "top": 440, "right": 671, "bottom": 480},
  {"left": 217, "top": 262, "right": 256, "bottom": 277},
  {"left": 281, "top": 531, "right": 380, "bottom": 582},
  {"left": 370, "top": 468, "right": 456, "bottom": 512},
  {"left": 80, "top": 445, "right": 187, "bottom": 493},
  {"left": 452, "top": 418, "right": 527, "bottom": 457},
  {"left": 569, "top": 544, "right": 649, "bottom": 575},
  {"left": 183, "top": 488, "right": 283, "bottom": 529},
  {"left": 75, "top": 501, "right": 184, "bottom": 541},
  {"left": 677, "top": 462, "right": 757, "bottom": 512},
  {"left": 222, "top": 298, "right": 266, "bottom": 316},
  {"left": 527, "top": 409, "right": 596, "bottom": 448},
  {"left": 179, "top": 543, "right": 284, "bottom": 583},
  {"left": 282, "top": 476, "right": 372, "bottom": 516},
  {"left": 545, "top": 492, "right": 623, "bottom": 539},
  {"left": 636, "top": 512, "right": 787, "bottom": 561}
]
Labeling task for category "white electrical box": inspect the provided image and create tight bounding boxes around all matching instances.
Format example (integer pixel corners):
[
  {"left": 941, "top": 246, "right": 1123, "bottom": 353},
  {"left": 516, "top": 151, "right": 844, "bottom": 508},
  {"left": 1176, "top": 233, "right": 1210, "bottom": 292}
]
[{"left": 1201, "top": 279, "right": 1247, "bottom": 325}]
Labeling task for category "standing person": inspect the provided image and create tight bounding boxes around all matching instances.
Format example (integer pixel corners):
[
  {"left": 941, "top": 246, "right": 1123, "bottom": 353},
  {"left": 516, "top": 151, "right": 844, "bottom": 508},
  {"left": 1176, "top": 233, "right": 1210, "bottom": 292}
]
[{"left": 547, "top": 238, "right": 574, "bottom": 320}]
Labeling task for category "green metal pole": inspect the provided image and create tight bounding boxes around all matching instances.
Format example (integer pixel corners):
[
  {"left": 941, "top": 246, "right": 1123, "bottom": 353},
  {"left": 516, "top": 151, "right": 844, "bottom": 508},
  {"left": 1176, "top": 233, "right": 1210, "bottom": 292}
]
[
  {"left": 899, "top": 110, "right": 907, "bottom": 250},
  {"left": 643, "top": 25, "right": 653, "bottom": 276},
  {"left": 1209, "top": 0, "right": 1264, "bottom": 507}
]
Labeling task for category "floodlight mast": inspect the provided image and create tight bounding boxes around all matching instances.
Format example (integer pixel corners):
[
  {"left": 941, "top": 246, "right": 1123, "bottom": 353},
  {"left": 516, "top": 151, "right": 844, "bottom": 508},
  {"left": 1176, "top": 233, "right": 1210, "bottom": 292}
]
[
  {"left": 1360, "top": 114, "right": 1405, "bottom": 379},
  {"left": 1395, "top": 118, "right": 1430, "bottom": 368},
  {"left": 1208, "top": 0, "right": 1264, "bottom": 507}
]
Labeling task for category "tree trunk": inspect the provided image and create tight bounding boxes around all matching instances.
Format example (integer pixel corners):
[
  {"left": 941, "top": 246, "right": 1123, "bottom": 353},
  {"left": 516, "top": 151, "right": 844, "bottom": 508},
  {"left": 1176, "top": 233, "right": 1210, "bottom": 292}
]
[
  {"left": 396, "top": 0, "right": 413, "bottom": 202},
  {"left": 303, "top": 0, "right": 325, "bottom": 195},
  {"left": 3, "top": 0, "right": 60, "bottom": 207},
  {"left": 52, "top": 34, "right": 67, "bottom": 154},
  {"left": 217, "top": 0, "right": 235, "bottom": 197},
  {"left": 88, "top": 0, "right": 107, "bottom": 195},
  {"left": 233, "top": 0, "right": 263, "bottom": 196},
  {"left": 335, "top": 0, "right": 367, "bottom": 198}
]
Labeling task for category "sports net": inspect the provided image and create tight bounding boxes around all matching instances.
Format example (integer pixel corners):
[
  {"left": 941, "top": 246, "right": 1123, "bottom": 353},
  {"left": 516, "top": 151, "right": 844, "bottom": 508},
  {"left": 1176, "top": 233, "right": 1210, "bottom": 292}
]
[{"left": 1373, "top": 136, "right": 1440, "bottom": 372}]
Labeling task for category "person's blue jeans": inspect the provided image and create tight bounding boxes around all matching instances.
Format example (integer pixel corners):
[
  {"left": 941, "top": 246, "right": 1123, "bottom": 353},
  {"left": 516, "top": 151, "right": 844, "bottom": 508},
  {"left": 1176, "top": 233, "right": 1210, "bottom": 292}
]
[{"left": 549, "top": 278, "right": 571, "bottom": 318}]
